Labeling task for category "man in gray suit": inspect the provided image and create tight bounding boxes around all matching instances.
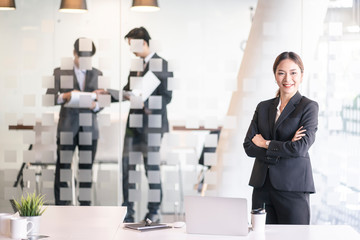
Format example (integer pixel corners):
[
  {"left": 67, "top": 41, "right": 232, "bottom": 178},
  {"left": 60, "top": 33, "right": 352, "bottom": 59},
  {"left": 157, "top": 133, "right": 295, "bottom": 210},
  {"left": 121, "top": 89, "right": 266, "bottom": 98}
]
[
  {"left": 46, "top": 38, "right": 108, "bottom": 205},
  {"left": 122, "top": 27, "right": 173, "bottom": 222}
]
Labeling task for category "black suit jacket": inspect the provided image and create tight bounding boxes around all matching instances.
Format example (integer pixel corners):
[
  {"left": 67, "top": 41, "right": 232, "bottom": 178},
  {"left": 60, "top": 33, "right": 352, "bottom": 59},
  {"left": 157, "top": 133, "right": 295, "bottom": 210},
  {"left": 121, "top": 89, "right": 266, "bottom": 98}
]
[
  {"left": 46, "top": 67, "right": 103, "bottom": 140},
  {"left": 243, "top": 92, "right": 318, "bottom": 193},
  {"left": 123, "top": 53, "right": 173, "bottom": 138}
]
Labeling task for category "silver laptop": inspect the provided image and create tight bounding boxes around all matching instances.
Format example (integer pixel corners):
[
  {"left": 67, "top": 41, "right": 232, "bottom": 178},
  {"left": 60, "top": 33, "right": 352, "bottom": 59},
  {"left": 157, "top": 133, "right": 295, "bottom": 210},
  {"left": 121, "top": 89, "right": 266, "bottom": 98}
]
[{"left": 184, "top": 196, "right": 249, "bottom": 236}]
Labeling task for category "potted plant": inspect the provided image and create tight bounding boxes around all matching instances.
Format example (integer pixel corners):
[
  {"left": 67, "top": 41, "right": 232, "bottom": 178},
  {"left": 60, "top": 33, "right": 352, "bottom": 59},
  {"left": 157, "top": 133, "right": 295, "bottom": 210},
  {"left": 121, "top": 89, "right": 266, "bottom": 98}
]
[{"left": 13, "top": 192, "right": 46, "bottom": 236}]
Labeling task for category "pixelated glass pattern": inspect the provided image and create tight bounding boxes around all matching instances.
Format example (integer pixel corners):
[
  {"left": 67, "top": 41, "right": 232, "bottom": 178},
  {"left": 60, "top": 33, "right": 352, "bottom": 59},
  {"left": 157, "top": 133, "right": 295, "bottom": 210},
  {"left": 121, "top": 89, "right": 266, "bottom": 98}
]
[
  {"left": 98, "top": 94, "right": 111, "bottom": 107},
  {"left": 148, "top": 133, "right": 161, "bottom": 147},
  {"left": 42, "top": 76, "right": 55, "bottom": 88},
  {"left": 129, "top": 152, "right": 143, "bottom": 165},
  {"left": 23, "top": 131, "right": 35, "bottom": 144},
  {"left": 23, "top": 113, "right": 36, "bottom": 125},
  {"left": 148, "top": 96, "right": 162, "bottom": 110},
  {"left": 130, "top": 77, "right": 143, "bottom": 90},
  {"left": 129, "top": 170, "right": 141, "bottom": 184},
  {"left": 129, "top": 189, "right": 141, "bottom": 202},
  {"left": 130, "top": 95, "right": 143, "bottom": 109},
  {"left": 60, "top": 150, "right": 73, "bottom": 164},
  {"left": 42, "top": 95, "right": 55, "bottom": 106},
  {"left": 79, "top": 38, "right": 92, "bottom": 52},
  {"left": 149, "top": 58, "right": 163, "bottom": 72},
  {"left": 98, "top": 76, "right": 110, "bottom": 89},
  {"left": 79, "top": 188, "right": 91, "bottom": 201},
  {"left": 79, "top": 113, "right": 92, "bottom": 126},
  {"left": 130, "top": 58, "right": 144, "bottom": 71},
  {"left": 42, "top": 113, "right": 55, "bottom": 126},
  {"left": 79, "top": 132, "right": 92, "bottom": 145},
  {"left": 78, "top": 170, "right": 92, "bottom": 182},
  {"left": 79, "top": 94, "right": 92, "bottom": 108},
  {"left": 148, "top": 152, "right": 161, "bottom": 165},
  {"left": 204, "top": 153, "right": 217, "bottom": 166},
  {"left": 4, "top": 150, "right": 16, "bottom": 163},
  {"left": 204, "top": 134, "right": 218, "bottom": 148},
  {"left": 79, "top": 57, "right": 92, "bottom": 70},
  {"left": 129, "top": 114, "right": 143, "bottom": 128},
  {"left": 60, "top": 187, "right": 72, "bottom": 201},
  {"left": 79, "top": 150, "right": 92, "bottom": 164},
  {"left": 60, "top": 132, "right": 73, "bottom": 145},
  {"left": 148, "top": 170, "right": 161, "bottom": 184},
  {"left": 60, "top": 57, "right": 73, "bottom": 70},
  {"left": 148, "top": 189, "right": 161, "bottom": 202},
  {"left": 60, "top": 75, "right": 73, "bottom": 89},
  {"left": 148, "top": 114, "right": 162, "bottom": 128},
  {"left": 60, "top": 169, "right": 72, "bottom": 182},
  {"left": 23, "top": 95, "right": 36, "bottom": 107},
  {"left": 130, "top": 39, "right": 144, "bottom": 53}
]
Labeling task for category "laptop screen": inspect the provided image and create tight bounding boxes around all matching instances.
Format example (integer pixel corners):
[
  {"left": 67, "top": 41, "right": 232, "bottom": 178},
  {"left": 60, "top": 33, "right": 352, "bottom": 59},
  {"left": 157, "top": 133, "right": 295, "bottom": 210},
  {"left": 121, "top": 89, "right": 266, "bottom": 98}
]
[{"left": 184, "top": 196, "right": 249, "bottom": 236}]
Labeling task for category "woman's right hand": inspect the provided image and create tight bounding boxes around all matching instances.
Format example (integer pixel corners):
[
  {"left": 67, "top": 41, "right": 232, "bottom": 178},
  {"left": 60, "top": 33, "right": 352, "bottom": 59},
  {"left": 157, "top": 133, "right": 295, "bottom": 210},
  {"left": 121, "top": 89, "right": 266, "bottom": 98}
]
[{"left": 292, "top": 126, "right": 306, "bottom": 142}]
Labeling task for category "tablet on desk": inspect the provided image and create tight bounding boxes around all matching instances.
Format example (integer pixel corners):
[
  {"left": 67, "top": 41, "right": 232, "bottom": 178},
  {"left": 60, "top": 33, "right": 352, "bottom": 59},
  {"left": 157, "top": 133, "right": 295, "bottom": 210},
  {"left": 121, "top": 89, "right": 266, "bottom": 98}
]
[{"left": 124, "top": 222, "right": 171, "bottom": 231}]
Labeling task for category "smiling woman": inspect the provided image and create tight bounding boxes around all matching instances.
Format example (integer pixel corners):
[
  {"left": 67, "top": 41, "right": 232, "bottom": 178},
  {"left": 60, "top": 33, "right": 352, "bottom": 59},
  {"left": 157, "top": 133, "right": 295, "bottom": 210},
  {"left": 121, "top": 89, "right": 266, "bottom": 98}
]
[
  {"left": 273, "top": 52, "right": 304, "bottom": 101},
  {"left": 243, "top": 51, "right": 319, "bottom": 225}
]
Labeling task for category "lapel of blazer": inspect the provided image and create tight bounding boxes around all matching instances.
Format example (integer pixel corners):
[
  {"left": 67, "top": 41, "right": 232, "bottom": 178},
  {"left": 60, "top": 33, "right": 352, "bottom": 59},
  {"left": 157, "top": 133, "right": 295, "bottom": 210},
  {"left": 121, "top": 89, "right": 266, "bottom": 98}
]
[
  {"left": 273, "top": 91, "right": 302, "bottom": 134},
  {"left": 269, "top": 97, "right": 279, "bottom": 138}
]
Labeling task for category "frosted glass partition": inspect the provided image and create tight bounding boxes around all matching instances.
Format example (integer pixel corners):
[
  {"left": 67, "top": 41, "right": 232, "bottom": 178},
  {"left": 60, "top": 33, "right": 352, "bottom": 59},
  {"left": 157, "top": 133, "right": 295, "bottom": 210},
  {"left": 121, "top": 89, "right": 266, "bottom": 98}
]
[{"left": 0, "top": 0, "right": 121, "bottom": 211}]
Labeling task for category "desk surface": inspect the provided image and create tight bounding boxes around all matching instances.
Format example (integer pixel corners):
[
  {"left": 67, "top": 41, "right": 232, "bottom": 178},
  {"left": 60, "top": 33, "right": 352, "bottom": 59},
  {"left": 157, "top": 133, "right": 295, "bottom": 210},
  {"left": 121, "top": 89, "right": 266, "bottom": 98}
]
[
  {"left": 115, "top": 225, "right": 360, "bottom": 240},
  {"left": 0, "top": 206, "right": 359, "bottom": 240}
]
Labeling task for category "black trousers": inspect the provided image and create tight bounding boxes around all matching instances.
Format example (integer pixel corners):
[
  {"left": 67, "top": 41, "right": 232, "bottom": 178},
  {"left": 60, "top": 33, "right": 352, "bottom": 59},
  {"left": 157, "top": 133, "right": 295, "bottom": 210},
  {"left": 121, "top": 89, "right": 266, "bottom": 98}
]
[
  {"left": 122, "top": 132, "right": 162, "bottom": 219},
  {"left": 54, "top": 130, "right": 97, "bottom": 206},
  {"left": 252, "top": 171, "right": 310, "bottom": 224}
]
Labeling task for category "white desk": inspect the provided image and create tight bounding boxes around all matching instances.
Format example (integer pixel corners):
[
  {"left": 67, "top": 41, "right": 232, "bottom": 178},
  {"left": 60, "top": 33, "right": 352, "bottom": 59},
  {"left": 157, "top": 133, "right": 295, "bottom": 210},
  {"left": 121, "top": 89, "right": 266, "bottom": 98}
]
[
  {"left": 0, "top": 206, "right": 127, "bottom": 240},
  {"left": 115, "top": 225, "right": 360, "bottom": 240},
  {"left": 1, "top": 206, "right": 359, "bottom": 240}
]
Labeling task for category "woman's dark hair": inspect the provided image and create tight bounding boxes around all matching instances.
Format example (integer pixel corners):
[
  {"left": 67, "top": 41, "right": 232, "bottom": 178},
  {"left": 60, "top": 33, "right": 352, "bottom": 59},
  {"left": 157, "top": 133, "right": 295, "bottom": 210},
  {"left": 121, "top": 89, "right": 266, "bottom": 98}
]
[
  {"left": 273, "top": 51, "right": 304, "bottom": 97},
  {"left": 124, "top": 27, "right": 151, "bottom": 46},
  {"left": 74, "top": 38, "right": 96, "bottom": 57}
]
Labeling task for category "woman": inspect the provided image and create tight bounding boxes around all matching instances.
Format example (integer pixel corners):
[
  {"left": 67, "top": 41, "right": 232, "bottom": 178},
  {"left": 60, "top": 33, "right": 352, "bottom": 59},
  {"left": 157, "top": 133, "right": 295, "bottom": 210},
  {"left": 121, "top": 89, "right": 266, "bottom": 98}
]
[{"left": 243, "top": 52, "right": 319, "bottom": 224}]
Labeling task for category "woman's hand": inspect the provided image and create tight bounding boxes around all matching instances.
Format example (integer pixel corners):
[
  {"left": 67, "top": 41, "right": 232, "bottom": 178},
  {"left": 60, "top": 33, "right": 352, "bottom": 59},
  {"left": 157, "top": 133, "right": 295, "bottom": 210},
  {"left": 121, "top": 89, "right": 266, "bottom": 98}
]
[
  {"left": 252, "top": 134, "right": 267, "bottom": 149},
  {"left": 292, "top": 126, "right": 306, "bottom": 142}
]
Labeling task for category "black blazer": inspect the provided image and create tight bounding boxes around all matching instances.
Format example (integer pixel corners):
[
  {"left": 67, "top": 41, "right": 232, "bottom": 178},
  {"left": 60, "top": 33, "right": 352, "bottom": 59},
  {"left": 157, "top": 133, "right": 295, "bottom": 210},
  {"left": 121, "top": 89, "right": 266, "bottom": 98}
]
[
  {"left": 123, "top": 53, "right": 173, "bottom": 137},
  {"left": 46, "top": 67, "right": 103, "bottom": 140},
  {"left": 243, "top": 92, "right": 319, "bottom": 193}
]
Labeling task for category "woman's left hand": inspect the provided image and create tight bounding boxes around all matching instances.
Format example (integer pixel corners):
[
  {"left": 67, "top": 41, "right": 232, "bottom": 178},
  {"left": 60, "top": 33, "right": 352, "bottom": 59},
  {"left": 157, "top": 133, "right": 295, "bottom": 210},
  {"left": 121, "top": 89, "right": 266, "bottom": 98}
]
[
  {"left": 252, "top": 134, "right": 267, "bottom": 148},
  {"left": 292, "top": 126, "right": 306, "bottom": 142}
]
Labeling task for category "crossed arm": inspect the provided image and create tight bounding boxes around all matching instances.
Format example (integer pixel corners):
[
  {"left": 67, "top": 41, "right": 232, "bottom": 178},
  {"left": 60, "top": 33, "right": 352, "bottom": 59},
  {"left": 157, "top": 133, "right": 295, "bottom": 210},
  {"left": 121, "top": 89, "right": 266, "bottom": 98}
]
[{"left": 252, "top": 126, "right": 306, "bottom": 149}]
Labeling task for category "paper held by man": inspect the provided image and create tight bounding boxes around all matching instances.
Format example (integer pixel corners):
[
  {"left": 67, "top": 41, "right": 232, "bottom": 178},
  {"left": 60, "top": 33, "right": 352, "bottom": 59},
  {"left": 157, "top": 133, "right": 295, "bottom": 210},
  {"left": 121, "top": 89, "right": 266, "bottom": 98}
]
[
  {"left": 64, "top": 92, "right": 97, "bottom": 108},
  {"left": 130, "top": 70, "right": 161, "bottom": 101}
]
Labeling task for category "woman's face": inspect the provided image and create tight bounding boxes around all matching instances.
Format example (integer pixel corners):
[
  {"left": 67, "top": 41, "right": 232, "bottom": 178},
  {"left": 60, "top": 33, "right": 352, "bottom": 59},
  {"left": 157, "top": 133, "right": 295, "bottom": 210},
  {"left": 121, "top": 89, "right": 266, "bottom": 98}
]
[{"left": 275, "top": 59, "right": 303, "bottom": 97}]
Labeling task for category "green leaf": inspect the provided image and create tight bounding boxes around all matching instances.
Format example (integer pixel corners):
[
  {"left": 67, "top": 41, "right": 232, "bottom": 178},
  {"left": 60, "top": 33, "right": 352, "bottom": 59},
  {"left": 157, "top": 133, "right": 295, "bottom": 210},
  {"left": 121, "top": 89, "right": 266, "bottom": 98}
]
[{"left": 12, "top": 192, "right": 47, "bottom": 216}]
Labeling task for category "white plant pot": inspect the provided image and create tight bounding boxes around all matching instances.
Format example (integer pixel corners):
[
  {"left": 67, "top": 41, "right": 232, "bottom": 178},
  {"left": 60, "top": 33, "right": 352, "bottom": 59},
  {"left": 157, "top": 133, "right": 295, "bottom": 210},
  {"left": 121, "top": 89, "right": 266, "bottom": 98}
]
[{"left": 25, "top": 216, "right": 41, "bottom": 236}]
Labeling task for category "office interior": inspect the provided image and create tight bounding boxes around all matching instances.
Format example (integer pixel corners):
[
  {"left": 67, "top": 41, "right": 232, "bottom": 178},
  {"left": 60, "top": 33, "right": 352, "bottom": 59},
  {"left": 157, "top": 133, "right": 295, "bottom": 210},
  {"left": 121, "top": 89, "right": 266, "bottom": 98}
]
[{"left": 0, "top": 0, "right": 359, "bottom": 232}]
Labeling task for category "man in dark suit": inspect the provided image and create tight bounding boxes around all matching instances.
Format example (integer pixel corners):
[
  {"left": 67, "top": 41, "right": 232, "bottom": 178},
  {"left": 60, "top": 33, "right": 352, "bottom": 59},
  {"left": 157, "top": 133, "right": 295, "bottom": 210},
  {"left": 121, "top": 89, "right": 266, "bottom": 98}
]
[
  {"left": 46, "top": 38, "right": 110, "bottom": 206},
  {"left": 122, "top": 27, "right": 173, "bottom": 222},
  {"left": 243, "top": 52, "right": 319, "bottom": 224}
]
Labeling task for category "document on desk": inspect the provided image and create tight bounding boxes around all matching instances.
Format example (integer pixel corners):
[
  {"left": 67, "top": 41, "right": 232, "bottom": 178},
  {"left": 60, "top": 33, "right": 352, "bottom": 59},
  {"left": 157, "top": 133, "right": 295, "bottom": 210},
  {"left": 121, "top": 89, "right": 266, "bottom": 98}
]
[
  {"left": 64, "top": 91, "right": 96, "bottom": 108},
  {"left": 132, "top": 71, "right": 160, "bottom": 102},
  {"left": 124, "top": 223, "right": 171, "bottom": 231}
]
